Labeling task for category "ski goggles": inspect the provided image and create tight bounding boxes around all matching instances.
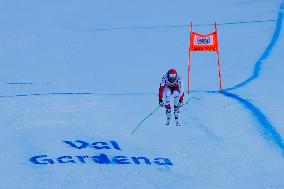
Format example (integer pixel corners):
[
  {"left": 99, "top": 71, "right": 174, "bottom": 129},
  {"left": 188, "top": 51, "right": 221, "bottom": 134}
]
[{"left": 168, "top": 74, "right": 177, "bottom": 82}]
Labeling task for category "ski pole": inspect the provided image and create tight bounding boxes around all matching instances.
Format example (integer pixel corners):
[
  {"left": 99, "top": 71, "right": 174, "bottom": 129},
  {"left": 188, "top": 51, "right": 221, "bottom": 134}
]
[
  {"left": 180, "top": 95, "right": 200, "bottom": 108},
  {"left": 190, "top": 96, "right": 200, "bottom": 101},
  {"left": 131, "top": 106, "right": 160, "bottom": 134},
  {"left": 178, "top": 96, "right": 191, "bottom": 108}
]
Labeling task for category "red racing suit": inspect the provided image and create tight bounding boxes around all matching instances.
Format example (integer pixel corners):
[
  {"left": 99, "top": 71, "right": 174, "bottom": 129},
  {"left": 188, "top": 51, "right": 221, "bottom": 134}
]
[{"left": 158, "top": 74, "right": 184, "bottom": 108}]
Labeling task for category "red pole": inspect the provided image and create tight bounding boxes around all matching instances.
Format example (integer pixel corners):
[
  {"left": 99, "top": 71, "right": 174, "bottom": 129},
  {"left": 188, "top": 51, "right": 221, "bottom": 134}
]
[
  {"left": 215, "top": 22, "right": 223, "bottom": 94},
  {"left": 188, "top": 22, "right": 193, "bottom": 94},
  {"left": 217, "top": 51, "right": 223, "bottom": 94},
  {"left": 188, "top": 52, "right": 191, "bottom": 94}
]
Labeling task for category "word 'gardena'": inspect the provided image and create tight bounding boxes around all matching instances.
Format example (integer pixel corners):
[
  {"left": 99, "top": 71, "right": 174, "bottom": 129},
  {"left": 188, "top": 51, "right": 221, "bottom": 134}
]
[{"left": 30, "top": 140, "right": 173, "bottom": 166}]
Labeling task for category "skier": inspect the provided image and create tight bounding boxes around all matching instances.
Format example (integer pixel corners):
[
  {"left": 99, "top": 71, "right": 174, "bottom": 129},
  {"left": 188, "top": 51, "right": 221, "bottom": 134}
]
[{"left": 158, "top": 69, "right": 184, "bottom": 126}]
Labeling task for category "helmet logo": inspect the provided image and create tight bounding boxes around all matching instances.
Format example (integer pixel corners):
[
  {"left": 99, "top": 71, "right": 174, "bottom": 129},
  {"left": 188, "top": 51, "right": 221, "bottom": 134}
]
[{"left": 168, "top": 74, "right": 176, "bottom": 78}]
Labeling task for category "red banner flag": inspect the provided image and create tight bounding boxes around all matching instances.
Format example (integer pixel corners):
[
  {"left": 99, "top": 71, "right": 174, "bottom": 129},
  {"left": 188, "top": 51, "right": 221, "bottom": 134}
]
[{"left": 190, "top": 31, "right": 218, "bottom": 52}]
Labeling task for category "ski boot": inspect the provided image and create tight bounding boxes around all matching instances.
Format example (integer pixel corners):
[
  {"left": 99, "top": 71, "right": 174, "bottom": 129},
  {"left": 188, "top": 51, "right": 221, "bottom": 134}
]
[
  {"left": 165, "top": 109, "right": 171, "bottom": 125},
  {"left": 174, "top": 106, "right": 180, "bottom": 126}
]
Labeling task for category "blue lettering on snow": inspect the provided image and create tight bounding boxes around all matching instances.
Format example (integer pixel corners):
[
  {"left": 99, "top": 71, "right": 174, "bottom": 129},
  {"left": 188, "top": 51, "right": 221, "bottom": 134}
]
[
  {"left": 63, "top": 140, "right": 89, "bottom": 149},
  {"left": 91, "top": 154, "right": 111, "bottom": 164},
  {"left": 29, "top": 140, "right": 173, "bottom": 166},
  {"left": 112, "top": 156, "right": 130, "bottom": 164},
  {"left": 76, "top": 155, "right": 89, "bottom": 163},
  {"left": 131, "top": 157, "right": 151, "bottom": 165},
  {"left": 29, "top": 154, "right": 174, "bottom": 166},
  {"left": 57, "top": 156, "right": 76, "bottom": 164},
  {"left": 153, "top": 158, "right": 173, "bottom": 166},
  {"left": 91, "top": 142, "right": 111, "bottom": 150},
  {"left": 30, "top": 155, "right": 54, "bottom": 165},
  {"left": 63, "top": 140, "right": 122, "bottom": 150}
]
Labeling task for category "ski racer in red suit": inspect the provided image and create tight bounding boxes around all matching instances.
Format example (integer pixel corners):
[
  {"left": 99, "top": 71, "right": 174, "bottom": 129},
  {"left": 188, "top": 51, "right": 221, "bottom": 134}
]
[{"left": 158, "top": 69, "right": 184, "bottom": 126}]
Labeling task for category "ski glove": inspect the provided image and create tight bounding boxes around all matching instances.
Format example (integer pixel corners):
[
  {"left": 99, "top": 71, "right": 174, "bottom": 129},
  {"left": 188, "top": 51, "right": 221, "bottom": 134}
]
[{"left": 177, "top": 101, "right": 183, "bottom": 108}]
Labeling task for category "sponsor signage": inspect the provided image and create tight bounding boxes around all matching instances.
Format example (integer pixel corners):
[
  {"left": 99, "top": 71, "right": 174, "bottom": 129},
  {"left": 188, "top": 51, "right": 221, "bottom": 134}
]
[{"left": 30, "top": 140, "right": 173, "bottom": 166}]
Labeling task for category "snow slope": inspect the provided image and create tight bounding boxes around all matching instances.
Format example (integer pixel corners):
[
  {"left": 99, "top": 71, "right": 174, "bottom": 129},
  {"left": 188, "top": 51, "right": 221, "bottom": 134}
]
[{"left": 0, "top": 0, "right": 284, "bottom": 188}]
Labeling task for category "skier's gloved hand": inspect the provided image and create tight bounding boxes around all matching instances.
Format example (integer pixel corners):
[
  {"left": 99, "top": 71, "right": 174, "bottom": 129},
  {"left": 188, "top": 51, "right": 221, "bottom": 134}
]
[
  {"left": 159, "top": 100, "right": 164, "bottom": 107},
  {"left": 178, "top": 100, "right": 183, "bottom": 108}
]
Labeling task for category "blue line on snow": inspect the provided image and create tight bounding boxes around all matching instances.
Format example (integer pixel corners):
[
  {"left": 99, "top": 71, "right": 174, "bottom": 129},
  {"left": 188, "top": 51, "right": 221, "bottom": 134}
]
[
  {"left": 5, "top": 82, "right": 33, "bottom": 85},
  {"left": 4, "top": 82, "right": 51, "bottom": 85},
  {"left": 225, "top": 4, "right": 283, "bottom": 91},
  {"left": 199, "top": 2, "right": 284, "bottom": 155},
  {"left": 0, "top": 92, "right": 156, "bottom": 98},
  {"left": 214, "top": 3, "right": 284, "bottom": 155},
  {"left": 222, "top": 91, "right": 284, "bottom": 154}
]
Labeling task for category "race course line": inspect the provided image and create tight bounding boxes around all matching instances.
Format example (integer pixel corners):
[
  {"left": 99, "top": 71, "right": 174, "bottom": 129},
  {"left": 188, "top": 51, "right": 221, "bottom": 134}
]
[
  {"left": 0, "top": 92, "right": 156, "bottom": 98},
  {"left": 223, "top": 91, "right": 284, "bottom": 154},
  {"left": 203, "top": 2, "right": 284, "bottom": 155},
  {"left": 225, "top": 5, "right": 284, "bottom": 91},
  {"left": 91, "top": 19, "right": 276, "bottom": 32}
]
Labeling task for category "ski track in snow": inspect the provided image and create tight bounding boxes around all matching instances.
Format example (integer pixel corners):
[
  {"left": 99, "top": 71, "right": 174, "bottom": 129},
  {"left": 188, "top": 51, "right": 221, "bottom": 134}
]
[{"left": 1, "top": 2, "right": 284, "bottom": 157}]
